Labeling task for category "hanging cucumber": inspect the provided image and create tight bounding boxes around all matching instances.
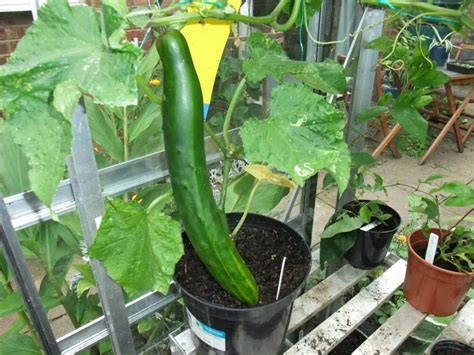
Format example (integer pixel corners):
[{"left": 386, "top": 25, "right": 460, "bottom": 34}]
[{"left": 157, "top": 30, "right": 259, "bottom": 306}]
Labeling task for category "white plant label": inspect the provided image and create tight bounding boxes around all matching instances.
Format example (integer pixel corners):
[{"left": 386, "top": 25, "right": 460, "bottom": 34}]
[
  {"left": 425, "top": 233, "right": 439, "bottom": 264},
  {"left": 94, "top": 216, "right": 102, "bottom": 229},
  {"left": 187, "top": 309, "right": 226, "bottom": 351},
  {"left": 276, "top": 256, "right": 287, "bottom": 301},
  {"left": 360, "top": 221, "right": 380, "bottom": 232}
]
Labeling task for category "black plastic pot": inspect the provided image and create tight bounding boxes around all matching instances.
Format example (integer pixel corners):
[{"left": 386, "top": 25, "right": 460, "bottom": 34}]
[
  {"left": 343, "top": 201, "right": 401, "bottom": 269},
  {"left": 178, "top": 213, "right": 311, "bottom": 355},
  {"left": 430, "top": 340, "right": 474, "bottom": 354},
  {"left": 447, "top": 61, "right": 474, "bottom": 74},
  {"left": 430, "top": 46, "right": 449, "bottom": 67}
]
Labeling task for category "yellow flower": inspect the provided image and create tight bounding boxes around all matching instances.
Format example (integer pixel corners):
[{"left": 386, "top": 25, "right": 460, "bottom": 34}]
[
  {"left": 397, "top": 235, "right": 407, "bottom": 244},
  {"left": 149, "top": 79, "right": 161, "bottom": 86}
]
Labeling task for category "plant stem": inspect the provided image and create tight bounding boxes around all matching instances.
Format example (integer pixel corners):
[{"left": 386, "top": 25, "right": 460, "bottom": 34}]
[
  {"left": 204, "top": 122, "right": 227, "bottom": 155},
  {"left": 360, "top": 0, "right": 461, "bottom": 18},
  {"left": 272, "top": 0, "right": 301, "bottom": 32},
  {"left": 144, "top": 305, "right": 173, "bottom": 349},
  {"left": 147, "top": 191, "right": 173, "bottom": 212},
  {"left": 46, "top": 270, "right": 80, "bottom": 328},
  {"left": 123, "top": 107, "right": 130, "bottom": 201},
  {"left": 446, "top": 208, "right": 473, "bottom": 232},
  {"left": 231, "top": 181, "right": 261, "bottom": 238},
  {"left": 219, "top": 158, "right": 231, "bottom": 210},
  {"left": 148, "top": 0, "right": 289, "bottom": 28},
  {"left": 219, "top": 78, "right": 247, "bottom": 211},
  {"left": 223, "top": 78, "right": 246, "bottom": 148},
  {"left": 123, "top": 107, "right": 129, "bottom": 163}
]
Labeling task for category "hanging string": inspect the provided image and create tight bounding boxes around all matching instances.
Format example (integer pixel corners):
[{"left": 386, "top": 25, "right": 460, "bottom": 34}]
[{"left": 298, "top": 0, "right": 305, "bottom": 60}]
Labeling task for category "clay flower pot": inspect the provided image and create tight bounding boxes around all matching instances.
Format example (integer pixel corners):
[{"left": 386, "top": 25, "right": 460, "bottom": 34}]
[{"left": 403, "top": 228, "right": 473, "bottom": 316}]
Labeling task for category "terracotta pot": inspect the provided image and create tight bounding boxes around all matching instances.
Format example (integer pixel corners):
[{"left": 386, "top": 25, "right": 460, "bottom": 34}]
[{"left": 403, "top": 228, "right": 473, "bottom": 316}]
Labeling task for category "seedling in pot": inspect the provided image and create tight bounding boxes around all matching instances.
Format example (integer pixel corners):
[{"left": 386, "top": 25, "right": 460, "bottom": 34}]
[
  {"left": 320, "top": 153, "right": 401, "bottom": 269},
  {"left": 406, "top": 175, "right": 474, "bottom": 273},
  {"left": 403, "top": 176, "right": 473, "bottom": 316}
]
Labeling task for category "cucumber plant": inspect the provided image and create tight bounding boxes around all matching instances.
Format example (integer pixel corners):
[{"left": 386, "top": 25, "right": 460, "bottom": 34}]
[{"left": 0, "top": 0, "right": 471, "bottom": 350}]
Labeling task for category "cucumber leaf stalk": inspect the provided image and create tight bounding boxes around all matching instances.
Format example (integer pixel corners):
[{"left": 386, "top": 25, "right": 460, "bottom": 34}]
[{"left": 156, "top": 30, "right": 259, "bottom": 306}]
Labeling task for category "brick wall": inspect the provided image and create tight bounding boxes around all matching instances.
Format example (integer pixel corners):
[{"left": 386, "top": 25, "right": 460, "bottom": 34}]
[
  {"left": 0, "top": 0, "right": 153, "bottom": 65},
  {"left": 0, "top": 12, "right": 33, "bottom": 64}
]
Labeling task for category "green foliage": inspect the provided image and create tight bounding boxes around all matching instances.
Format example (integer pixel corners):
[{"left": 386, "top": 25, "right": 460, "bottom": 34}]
[
  {"left": 74, "top": 263, "right": 96, "bottom": 297},
  {"left": 88, "top": 198, "right": 183, "bottom": 296},
  {"left": 84, "top": 97, "right": 124, "bottom": 162},
  {"left": 391, "top": 91, "right": 428, "bottom": 142},
  {"left": 319, "top": 200, "right": 393, "bottom": 268},
  {"left": 374, "top": 290, "right": 405, "bottom": 324},
  {"left": 366, "top": 30, "right": 450, "bottom": 143},
  {"left": 0, "top": 334, "right": 41, "bottom": 355},
  {"left": 0, "top": 293, "right": 24, "bottom": 318},
  {"left": 0, "top": 121, "right": 30, "bottom": 195},
  {"left": 0, "top": 0, "right": 140, "bottom": 205},
  {"left": 207, "top": 56, "right": 262, "bottom": 132},
  {"left": 225, "top": 173, "right": 289, "bottom": 213},
  {"left": 243, "top": 33, "right": 346, "bottom": 94},
  {"left": 241, "top": 82, "right": 351, "bottom": 190},
  {"left": 408, "top": 177, "right": 474, "bottom": 272},
  {"left": 395, "top": 132, "right": 433, "bottom": 157},
  {"left": 356, "top": 106, "right": 389, "bottom": 124}
]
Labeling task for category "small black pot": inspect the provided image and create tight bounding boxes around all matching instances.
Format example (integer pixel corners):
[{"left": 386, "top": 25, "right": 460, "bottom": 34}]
[
  {"left": 429, "top": 46, "right": 449, "bottom": 67},
  {"left": 178, "top": 213, "right": 311, "bottom": 355},
  {"left": 343, "top": 201, "right": 401, "bottom": 269},
  {"left": 430, "top": 340, "right": 474, "bottom": 354}
]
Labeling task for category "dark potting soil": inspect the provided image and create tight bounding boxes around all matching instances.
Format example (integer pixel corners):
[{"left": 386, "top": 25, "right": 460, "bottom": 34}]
[
  {"left": 414, "top": 246, "right": 459, "bottom": 272},
  {"left": 174, "top": 225, "right": 309, "bottom": 309}
]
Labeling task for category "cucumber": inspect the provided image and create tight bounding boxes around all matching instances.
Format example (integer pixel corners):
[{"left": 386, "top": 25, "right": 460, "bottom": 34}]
[{"left": 157, "top": 30, "right": 259, "bottom": 306}]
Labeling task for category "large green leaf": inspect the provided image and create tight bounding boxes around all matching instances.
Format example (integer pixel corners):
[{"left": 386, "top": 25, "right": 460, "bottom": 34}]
[
  {"left": 356, "top": 105, "right": 388, "bottom": 123},
  {"left": 129, "top": 100, "right": 161, "bottom": 142},
  {"left": 74, "top": 263, "right": 96, "bottom": 297},
  {"left": 39, "top": 254, "right": 74, "bottom": 300},
  {"left": 0, "top": 0, "right": 141, "bottom": 206},
  {"left": 437, "top": 181, "right": 474, "bottom": 207},
  {"left": 391, "top": 91, "right": 428, "bottom": 143},
  {"left": 62, "top": 290, "right": 102, "bottom": 326},
  {"left": 88, "top": 199, "right": 183, "bottom": 295},
  {"left": 240, "top": 83, "right": 351, "bottom": 191},
  {"left": 101, "top": 0, "right": 129, "bottom": 48},
  {"left": 320, "top": 231, "right": 358, "bottom": 268},
  {"left": 84, "top": 97, "right": 123, "bottom": 162},
  {"left": 243, "top": 33, "right": 345, "bottom": 94},
  {"left": 0, "top": 334, "right": 41, "bottom": 355},
  {"left": 411, "top": 69, "right": 449, "bottom": 89},
  {"left": 0, "top": 293, "right": 24, "bottom": 318},
  {"left": 8, "top": 104, "right": 71, "bottom": 206},
  {"left": 320, "top": 214, "right": 364, "bottom": 239},
  {"left": 0, "top": 121, "right": 30, "bottom": 195},
  {"left": 225, "top": 172, "right": 289, "bottom": 213}
]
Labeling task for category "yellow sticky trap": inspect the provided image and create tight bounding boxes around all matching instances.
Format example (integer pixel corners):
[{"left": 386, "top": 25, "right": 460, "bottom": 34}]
[{"left": 180, "top": 0, "right": 241, "bottom": 118}]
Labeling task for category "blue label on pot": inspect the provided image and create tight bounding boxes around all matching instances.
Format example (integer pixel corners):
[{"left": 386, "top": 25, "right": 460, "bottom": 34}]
[{"left": 187, "top": 309, "right": 226, "bottom": 351}]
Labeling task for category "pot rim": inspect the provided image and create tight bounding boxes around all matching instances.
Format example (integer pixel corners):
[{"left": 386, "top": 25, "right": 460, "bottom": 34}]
[
  {"left": 176, "top": 212, "right": 312, "bottom": 313},
  {"left": 408, "top": 228, "right": 474, "bottom": 277},
  {"left": 342, "top": 199, "right": 402, "bottom": 234}
]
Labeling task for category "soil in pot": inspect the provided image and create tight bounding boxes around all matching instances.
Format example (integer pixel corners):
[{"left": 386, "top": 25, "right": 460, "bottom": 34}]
[
  {"left": 342, "top": 201, "right": 401, "bottom": 269},
  {"left": 175, "top": 224, "right": 309, "bottom": 308},
  {"left": 175, "top": 213, "right": 311, "bottom": 354}
]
